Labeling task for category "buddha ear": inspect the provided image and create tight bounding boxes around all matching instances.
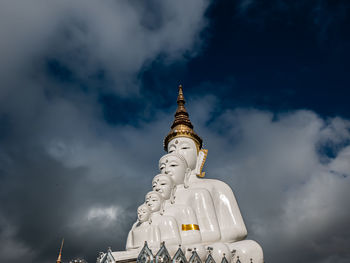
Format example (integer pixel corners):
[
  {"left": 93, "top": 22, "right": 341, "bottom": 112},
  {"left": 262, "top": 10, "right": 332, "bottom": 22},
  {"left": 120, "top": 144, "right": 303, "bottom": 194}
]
[
  {"left": 184, "top": 168, "right": 191, "bottom": 188},
  {"left": 195, "top": 149, "right": 208, "bottom": 177}
]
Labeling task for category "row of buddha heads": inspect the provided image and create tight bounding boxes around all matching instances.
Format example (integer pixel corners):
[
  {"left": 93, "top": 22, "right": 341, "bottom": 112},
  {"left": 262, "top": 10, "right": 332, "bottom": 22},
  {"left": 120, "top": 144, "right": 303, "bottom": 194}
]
[
  {"left": 138, "top": 152, "right": 191, "bottom": 224},
  {"left": 139, "top": 136, "right": 201, "bottom": 221},
  {"left": 126, "top": 136, "right": 214, "bottom": 256}
]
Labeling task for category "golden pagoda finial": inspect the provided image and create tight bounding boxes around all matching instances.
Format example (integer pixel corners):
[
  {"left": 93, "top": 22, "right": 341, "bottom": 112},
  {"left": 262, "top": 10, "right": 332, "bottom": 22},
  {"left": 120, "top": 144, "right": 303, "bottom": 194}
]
[
  {"left": 177, "top": 84, "right": 185, "bottom": 103},
  {"left": 56, "top": 238, "right": 64, "bottom": 263},
  {"left": 164, "top": 85, "right": 202, "bottom": 151},
  {"left": 172, "top": 85, "right": 193, "bottom": 129}
]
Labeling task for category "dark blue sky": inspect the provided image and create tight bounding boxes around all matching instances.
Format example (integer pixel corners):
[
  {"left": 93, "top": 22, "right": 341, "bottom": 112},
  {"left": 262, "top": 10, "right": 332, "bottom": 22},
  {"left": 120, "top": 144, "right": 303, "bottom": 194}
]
[{"left": 137, "top": 0, "right": 350, "bottom": 117}]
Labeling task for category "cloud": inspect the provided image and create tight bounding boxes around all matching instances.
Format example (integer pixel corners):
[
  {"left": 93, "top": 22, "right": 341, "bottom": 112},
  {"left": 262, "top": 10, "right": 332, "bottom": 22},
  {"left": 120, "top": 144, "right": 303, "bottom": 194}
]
[
  {"left": 189, "top": 106, "right": 350, "bottom": 263},
  {"left": 0, "top": 1, "right": 210, "bottom": 262},
  {"left": 0, "top": 0, "right": 209, "bottom": 97}
]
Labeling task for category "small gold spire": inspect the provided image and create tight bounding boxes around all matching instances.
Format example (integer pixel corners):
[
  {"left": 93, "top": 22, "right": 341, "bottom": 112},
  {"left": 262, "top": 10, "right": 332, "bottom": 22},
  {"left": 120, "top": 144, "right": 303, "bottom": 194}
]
[
  {"left": 164, "top": 85, "right": 202, "bottom": 151},
  {"left": 171, "top": 85, "right": 193, "bottom": 129},
  {"left": 56, "top": 238, "right": 64, "bottom": 263},
  {"left": 177, "top": 85, "right": 185, "bottom": 103}
]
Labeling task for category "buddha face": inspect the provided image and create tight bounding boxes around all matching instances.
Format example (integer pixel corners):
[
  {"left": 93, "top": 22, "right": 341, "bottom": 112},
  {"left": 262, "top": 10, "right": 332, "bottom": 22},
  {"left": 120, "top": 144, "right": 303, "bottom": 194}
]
[
  {"left": 159, "top": 154, "right": 188, "bottom": 186},
  {"left": 152, "top": 174, "right": 173, "bottom": 200},
  {"left": 168, "top": 137, "right": 197, "bottom": 170},
  {"left": 145, "top": 191, "right": 162, "bottom": 212},
  {"left": 137, "top": 204, "right": 150, "bottom": 223}
]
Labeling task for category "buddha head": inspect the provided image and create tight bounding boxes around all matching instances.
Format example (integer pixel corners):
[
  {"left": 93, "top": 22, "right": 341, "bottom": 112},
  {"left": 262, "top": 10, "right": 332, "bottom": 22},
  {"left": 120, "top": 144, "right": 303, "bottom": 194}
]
[
  {"left": 159, "top": 153, "right": 191, "bottom": 186},
  {"left": 137, "top": 204, "right": 151, "bottom": 223},
  {"left": 167, "top": 137, "right": 198, "bottom": 170},
  {"left": 152, "top": 174, "right": 174, "bottom": 200},
  {"left": 145, "top": 191, "right": 163, "bottom": 213}
]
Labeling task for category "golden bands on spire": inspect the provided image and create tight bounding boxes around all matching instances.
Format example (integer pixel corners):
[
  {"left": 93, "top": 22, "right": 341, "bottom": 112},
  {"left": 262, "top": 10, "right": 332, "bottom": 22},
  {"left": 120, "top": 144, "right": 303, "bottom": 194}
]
[
  {"left": 172, "top": 85, "right": 193, "bottom": 129},
  {"left": 164, "top": 85, "right": 202, "bottom": 151}
]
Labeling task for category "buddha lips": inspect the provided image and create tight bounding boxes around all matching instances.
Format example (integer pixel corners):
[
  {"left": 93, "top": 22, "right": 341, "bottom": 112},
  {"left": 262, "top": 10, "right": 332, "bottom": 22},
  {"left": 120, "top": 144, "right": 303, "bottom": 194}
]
[{"left": 182, "top": 224, "right": 200, "bottom": 231}]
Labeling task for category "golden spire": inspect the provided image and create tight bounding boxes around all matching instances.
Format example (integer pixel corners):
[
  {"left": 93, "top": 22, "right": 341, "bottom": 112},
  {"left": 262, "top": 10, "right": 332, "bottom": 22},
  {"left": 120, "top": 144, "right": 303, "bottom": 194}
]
[
  {"left": 164, "top": 85, "right": 202, "bottom": 151},
  {"left": 56, "top": 238, "right": 64, "bottom": 263}
]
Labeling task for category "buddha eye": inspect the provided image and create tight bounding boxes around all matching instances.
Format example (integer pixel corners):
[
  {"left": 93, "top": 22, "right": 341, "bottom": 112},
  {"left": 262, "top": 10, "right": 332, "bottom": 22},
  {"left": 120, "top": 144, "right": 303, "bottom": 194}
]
[{"left": 169, "top": 146, "right": 176, "bottom": 153}]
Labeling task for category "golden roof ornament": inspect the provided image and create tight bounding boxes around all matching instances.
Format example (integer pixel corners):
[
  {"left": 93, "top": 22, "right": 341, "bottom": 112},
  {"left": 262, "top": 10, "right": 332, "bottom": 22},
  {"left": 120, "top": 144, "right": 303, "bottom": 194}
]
[
  {"left": 163, "top": 85, "right": 203, "bottom": 151},
  {"left": 56, "top": 238, "right": 64, "bottom": 263}
]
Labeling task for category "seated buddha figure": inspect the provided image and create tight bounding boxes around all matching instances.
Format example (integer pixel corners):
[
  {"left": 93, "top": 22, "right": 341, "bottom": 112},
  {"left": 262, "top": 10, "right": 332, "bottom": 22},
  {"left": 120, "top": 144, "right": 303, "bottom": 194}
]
[
  {"left": 145, "top": 191, "right": 181, "bottom": 255},
  {"left": 159, "top": 153, "right": 221, "bottom": 244},
  {"left": 162, "top": 86, "right": 264, "bottom": 263},
  {"left": 152, "top": 174, "right": 202, "bottom": 246},
  {"left": 112, "top": 204, "right": 156, "bottom": 260},
  {"left": 158, "top": 153, "right": 226, "bottom": 261},
  {"left": 126, "top": 204, "right": 155, "bottom": 251}
]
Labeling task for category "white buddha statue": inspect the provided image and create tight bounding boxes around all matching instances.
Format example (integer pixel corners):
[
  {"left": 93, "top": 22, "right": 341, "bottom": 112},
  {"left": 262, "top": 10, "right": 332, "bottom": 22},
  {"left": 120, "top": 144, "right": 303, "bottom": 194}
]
[
  {"left": 126, "top": 204, "right": 153, "bottom": 251},
  {"left": 113, "top": 204, "right": 157, "bottom": 260},
  {"left": 119, "top": 191, "right": 181, "bottom": 260},
  {"left": 161, "top": 85, "right": 264, "bottom": 263},
  {"left": 110, "top": 86, "right": 263, "bottom": 263},
  {"left": 145, "top": 191, "right": 181, "bottom": 255},
  {"left": 158, "top": 153, "right": 224, "bottom": 261},
  {"left": 152, "top": 173, "right": 202, "bottom": 246},
  {"left": 159, "top": 153, "right": 221, "bottom": 245}
]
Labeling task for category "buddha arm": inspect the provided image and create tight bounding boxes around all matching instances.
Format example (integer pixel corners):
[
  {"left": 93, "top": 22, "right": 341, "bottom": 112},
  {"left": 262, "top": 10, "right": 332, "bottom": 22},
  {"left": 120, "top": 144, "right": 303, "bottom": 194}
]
[
  {"left": 126, "top": 222, "right": 138, "bottom": 250},
  {"left": 158, "top": 217, "right": 181, "bottom": 246},
  {"left": 126, "top": 230, "right": 133, "bottom": 250},
  {"left": 148, "top": 225, "right": 161, "bottom": 250},
  {"left": 214, "top": 181, "right": 247, "bottom": 241},
  {"left": 180, "top": 207, "right": 202, "bottom": 245},
  {"left": 192, "top": 190, "right": 221, "bottom": 243}
]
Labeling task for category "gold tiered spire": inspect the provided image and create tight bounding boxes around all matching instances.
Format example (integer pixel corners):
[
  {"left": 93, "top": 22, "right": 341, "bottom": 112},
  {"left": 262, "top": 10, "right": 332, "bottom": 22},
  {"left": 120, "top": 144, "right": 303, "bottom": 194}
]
[
  {"left": 164, "top": 85, "right": 203, "bottom": 151},
  {"left": 56, "top": 238, "right": 64, "bottom": 263}
]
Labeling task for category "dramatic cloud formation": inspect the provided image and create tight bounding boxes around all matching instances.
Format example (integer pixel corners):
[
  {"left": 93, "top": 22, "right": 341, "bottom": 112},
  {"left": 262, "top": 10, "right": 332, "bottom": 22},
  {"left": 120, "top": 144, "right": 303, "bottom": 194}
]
[
  {"left": 0, "top": 1, "right": 349, "bottom": 263},
  {"left": 0, "top": 0, "right": 210, "bottom": 262},
  {"left": 194, "top": 106, "right": 350, "bottom": 263}
]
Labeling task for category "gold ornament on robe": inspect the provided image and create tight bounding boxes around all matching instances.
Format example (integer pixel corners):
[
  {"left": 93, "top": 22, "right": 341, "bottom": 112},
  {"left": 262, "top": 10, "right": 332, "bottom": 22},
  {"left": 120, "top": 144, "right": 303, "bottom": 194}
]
[
  {"left": 163, "top": 85, "right": 203, "bottom": 152},
  {"left": 182, "top": 224, "right": 200, "bottom": 231}
]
